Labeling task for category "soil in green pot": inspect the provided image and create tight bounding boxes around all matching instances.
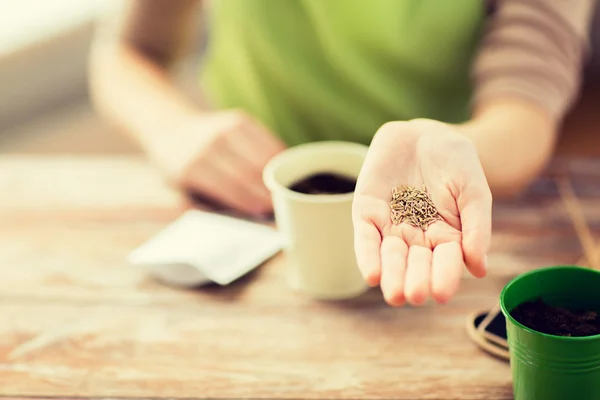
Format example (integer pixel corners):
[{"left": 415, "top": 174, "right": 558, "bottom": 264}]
[
  {"left": 288, "top": 172, "right": 356, "bottom": 195},
  {"left": 511, "top": 297, "right": 600, "bottom": 337}
]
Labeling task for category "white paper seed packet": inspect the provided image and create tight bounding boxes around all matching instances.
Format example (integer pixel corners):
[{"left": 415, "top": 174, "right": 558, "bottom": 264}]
[{"left": 129, "top": 210, "right": 284, "bottom": 288}]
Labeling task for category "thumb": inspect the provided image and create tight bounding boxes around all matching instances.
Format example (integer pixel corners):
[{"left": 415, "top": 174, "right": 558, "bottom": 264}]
[{"left": 457, "top": 183, "right": 492, "bottom": 278}]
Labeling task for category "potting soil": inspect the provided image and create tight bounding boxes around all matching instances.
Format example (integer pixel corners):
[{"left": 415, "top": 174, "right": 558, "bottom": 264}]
[
  {"left": 511, "top": 297, "right": 600, "bottom": 337},
  {"left": 288, "top": 172, "right": 356, "bottom": 195}
]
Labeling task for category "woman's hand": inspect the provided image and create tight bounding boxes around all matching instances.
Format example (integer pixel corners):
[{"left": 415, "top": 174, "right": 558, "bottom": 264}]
[
  {"left": 352, "top": 119, "right": 492, "bottom": 306},
  {"left": 151, "top": 110, "right": 286, "bottom": 216}
]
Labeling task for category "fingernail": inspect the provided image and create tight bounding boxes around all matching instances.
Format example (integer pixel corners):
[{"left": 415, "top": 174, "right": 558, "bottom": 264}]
[{"left": 366, "top": 271, "right": 381, "bottom": 287}]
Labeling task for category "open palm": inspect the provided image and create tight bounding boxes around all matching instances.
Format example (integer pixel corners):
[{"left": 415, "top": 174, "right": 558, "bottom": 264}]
[{"left": 352, "top": 119, "right": 492, "bottom": 306}]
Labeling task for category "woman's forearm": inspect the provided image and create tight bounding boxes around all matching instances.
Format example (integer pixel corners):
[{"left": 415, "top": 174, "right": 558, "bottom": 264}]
[
  {"left": 456, "top": 98, "right": 558, "bottom": 199},
  {"left": 89, "top": 42, "right": 197, "bottom": 155},
  {"left": 461, "top": 0, "right": 595, "bottom": 198},
  {"left": 88, "top": 0, "right": 202, "bottom": 156}
]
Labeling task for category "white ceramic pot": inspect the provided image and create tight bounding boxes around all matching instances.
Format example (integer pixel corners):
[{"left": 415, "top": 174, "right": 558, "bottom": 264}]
[{"left": 263, "top": 141, "right": 369, "bottom": 300}]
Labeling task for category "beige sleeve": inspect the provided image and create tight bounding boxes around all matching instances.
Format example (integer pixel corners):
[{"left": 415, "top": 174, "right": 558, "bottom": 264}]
[{"left": 472, "top": 0, "right": 597, "bottom": 122}]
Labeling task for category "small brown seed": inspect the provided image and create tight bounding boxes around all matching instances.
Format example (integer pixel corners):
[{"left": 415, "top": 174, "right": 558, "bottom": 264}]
[{"left": 389, "top": 185, "right": 442, "bottom": 231}]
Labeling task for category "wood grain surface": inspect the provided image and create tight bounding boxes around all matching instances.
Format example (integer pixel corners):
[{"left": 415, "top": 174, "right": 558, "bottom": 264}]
[{"left": 0, "top": 155, "right": 598, "bottom": 400}]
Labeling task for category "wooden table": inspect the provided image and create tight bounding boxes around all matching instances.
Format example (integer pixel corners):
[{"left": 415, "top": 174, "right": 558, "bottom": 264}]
[{"left": 0, "top": 154, "right": 598, "bottom": 400}]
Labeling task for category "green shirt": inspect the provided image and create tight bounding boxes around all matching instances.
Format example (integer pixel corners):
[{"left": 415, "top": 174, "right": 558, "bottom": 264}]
[{"left": 201, "top": 0, "right": 484, "bottom": 146}]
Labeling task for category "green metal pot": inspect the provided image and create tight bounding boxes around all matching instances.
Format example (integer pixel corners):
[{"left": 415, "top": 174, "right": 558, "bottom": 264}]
[{"left": 500, "top": 265, "right": 600, "bottom": 400}]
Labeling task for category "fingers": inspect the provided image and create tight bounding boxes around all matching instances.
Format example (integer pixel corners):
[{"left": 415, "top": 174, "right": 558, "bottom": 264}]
[
  {"left": 431, "top": 241, "right": 464, "bottom": 304},
  {"left": 214, "top": 149, "right": 272, "bottom": 199},
  {"left": 187, "top": 162, "right": 271, "bottom": 216},
  {"left": 189, "top": 112, "right": 284, "bottom": 216},
  {"left": 379, "top": 239, "right": 463, "bottom": 307},
  {"left": 246, "top": 120, "right": 287, "bottom": 155},
  {"left": 233, "top": 126, "right": 284, "bottom": 170},
  {"left": 353, "top": 219, "right": 383, "bottom": 286},
  {"left": 380, "top": 236, "right": 408, "bottom": 306},
  {"left": 458, "top": 184, "right": 492, "bottom": 278},
  {"left": 352, "top": 193, "right": 393, "bottom": 288},
  {"left": 213, "top": 154, "right": 273, "bottom": 205},
  {"left": 227, "top": 112, "right": 286, "bottom": 167},
  {"left": 404, "top": 245, "right": 433, "bottom": 306}
]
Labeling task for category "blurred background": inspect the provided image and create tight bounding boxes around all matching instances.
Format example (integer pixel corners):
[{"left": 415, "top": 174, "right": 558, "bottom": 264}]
[{"left": 0, "top": 0, "right": 205, "bottom": 155}]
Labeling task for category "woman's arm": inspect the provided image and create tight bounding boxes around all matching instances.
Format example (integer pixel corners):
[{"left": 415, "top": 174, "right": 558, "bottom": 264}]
[
  {"left": 88, "top": 0, "right": 203, "bottom": 156},
  {"left": 459, "top": 0, "right": 597, "bottom": 198},
  {"left": 88, "top": 0, "right": 285, "bottom": 216}
]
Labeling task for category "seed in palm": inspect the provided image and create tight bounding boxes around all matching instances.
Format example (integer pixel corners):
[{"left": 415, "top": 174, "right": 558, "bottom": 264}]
[{"left": 389, "top": 185, "right": 443, "bottom": 231}]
